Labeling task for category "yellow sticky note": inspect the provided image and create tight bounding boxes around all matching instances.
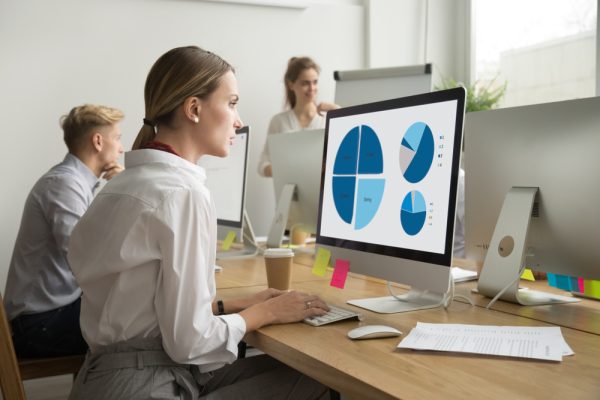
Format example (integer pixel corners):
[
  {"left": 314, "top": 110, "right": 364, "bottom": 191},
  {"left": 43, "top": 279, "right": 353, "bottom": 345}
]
[
  {"left": 583, "top": 279, "right": 600, "bottom": 299},
  {"left": 312, "top": 247, "right": 331, "bottom": 277},
  {"left": 221, "top": 231, "right": 236, "bottom": 251},
  {"left": 521, "top": 268, "right": 535, "bottom": 281}
]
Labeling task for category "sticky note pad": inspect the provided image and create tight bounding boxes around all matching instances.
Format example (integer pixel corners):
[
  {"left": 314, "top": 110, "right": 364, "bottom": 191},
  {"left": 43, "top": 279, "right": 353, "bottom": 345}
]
[
  {"left": 554, "top": 274, "right": 572, "bottom": 291},
  {"left": 312, "top": 247, "right": 331, "bottom": 277},
  {"left": 577, "top": 277, "right": 585, "bottom": 293},
  {"left": 330, "top": 259, "right": 350, "bottom": 289},
  {"left": 221, "top": 231, "right": 236, "bottom": 251},
  {"left": 568, "top": 276, "right": 580, "bottom": 292},
  {"left": 583, "top": 280, "right": 600, "bottom": 299},
  {"left": 547, "top": 273, "right": 558, "bottom": 288},
  {"left": 520, "top": 268, "right": 535, "bottom": 281}
]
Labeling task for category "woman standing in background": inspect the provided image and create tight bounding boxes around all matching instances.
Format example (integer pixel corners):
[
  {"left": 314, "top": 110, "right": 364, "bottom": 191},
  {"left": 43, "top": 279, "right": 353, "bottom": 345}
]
[{"left": 258, "top": 56, "right": 339, "bottom": 177}]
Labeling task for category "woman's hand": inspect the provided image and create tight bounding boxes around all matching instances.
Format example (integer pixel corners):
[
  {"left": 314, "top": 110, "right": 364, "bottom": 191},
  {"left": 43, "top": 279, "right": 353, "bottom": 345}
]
[
  {"left": 240, "top": 291, "right": 329, "bottom": 330},
  {"left": 247, "top": 288, "right": 284, "bottom": 305},
  {"left": 317, "top": 102, "right": 340, "bottom": 115}
]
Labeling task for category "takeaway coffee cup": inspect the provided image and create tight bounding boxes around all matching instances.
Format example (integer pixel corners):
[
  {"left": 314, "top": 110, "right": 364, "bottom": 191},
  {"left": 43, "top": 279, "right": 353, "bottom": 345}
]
[{"left": 264, "top": 248, "right": 294, "bottom": 290}]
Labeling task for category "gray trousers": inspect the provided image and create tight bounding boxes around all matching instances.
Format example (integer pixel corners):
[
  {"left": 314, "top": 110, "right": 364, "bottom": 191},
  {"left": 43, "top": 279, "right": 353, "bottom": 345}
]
[{"left": 68, "top": 337, "right": 329, "bottom": 400}]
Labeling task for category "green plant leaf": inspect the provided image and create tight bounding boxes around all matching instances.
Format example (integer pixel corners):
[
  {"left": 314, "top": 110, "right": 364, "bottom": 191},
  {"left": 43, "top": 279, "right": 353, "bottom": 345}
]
[{"left": 434, "top": 76, "right": 507, "bottom": 112}]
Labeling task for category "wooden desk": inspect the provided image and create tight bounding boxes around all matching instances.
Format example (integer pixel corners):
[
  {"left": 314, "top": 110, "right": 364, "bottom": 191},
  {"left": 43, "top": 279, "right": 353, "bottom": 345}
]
[
  {"left": 293, "top": 254, "right": 600, "bottom": 335},
  {"left": 217, "top": 260, "right": 600, "bottom": 400},
  {"left": 215, "top": 254, "right": 326, "bottom": 289},
  {"left": 452, "top": 280, "right": 600, "bottom": 336}
]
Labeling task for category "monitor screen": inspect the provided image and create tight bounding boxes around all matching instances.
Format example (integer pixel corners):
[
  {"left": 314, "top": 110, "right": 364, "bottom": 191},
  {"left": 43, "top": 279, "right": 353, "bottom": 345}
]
[
  {"left": 317, "top": 88, "right": 466, "bottom": 313},
  {"left": 465, "top": 97, "right": 600, "bottom": 282},
  {"left": 198, "top": 126, "right": 249, "bottom": 242}
]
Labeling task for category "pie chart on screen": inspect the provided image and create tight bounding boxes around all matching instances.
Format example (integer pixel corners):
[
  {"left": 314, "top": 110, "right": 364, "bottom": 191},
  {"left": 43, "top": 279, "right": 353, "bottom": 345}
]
[
  {"left": 400, "top": 122, "right": 434, "bottom": 183},
  {"left": 332, "top": 125, "right": 385, "bottom": 230},
  {"left": 400, "top": 190, "right": 427, "bottom": 236}
]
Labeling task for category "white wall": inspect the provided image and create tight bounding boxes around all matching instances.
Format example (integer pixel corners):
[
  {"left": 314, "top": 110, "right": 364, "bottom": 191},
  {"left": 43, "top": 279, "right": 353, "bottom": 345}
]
[
  {"left": 0, "top": 0, "right": 365, "bottom": 291},
  {"left": 366, "top": 0, "right": 470, "bottom": 84}
]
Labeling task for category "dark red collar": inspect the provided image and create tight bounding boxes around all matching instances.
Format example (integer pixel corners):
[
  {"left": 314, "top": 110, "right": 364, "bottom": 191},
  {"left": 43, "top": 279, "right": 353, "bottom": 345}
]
[{"left": 140, "top": 141, "right": 181, "bottom": 157}]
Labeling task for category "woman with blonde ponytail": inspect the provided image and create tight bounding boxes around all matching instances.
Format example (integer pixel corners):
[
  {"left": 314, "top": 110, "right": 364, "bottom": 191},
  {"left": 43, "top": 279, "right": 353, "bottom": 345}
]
[{"left": 67, "top": 46, "right": 329, "bottom": 400}]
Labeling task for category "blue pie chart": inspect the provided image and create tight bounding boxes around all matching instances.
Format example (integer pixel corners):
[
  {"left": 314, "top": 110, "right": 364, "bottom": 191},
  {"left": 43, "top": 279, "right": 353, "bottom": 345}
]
[
  {"left": 400, "top": 122, "right": 434, "bottom": 183},
  {"left": 400, "top": 190, "right": 427, "bottom": 236},
  {"left": 332, "top": 125, "right": 385, "bottom": 229}
]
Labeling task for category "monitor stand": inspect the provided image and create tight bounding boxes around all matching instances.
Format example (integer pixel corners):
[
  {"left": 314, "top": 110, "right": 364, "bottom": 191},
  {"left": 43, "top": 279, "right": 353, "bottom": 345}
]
[
  {"left": 477, "top": 187, "right": 579, "bottom": 306},
  {"left": 217, "top": 210, "right": 259, "bottom": 259},
  {"left": 348, "top": 289, "right": 446, "bottom": 314},
  {"left": 266, "top": 183, "right": 296, "bottom": 249}
]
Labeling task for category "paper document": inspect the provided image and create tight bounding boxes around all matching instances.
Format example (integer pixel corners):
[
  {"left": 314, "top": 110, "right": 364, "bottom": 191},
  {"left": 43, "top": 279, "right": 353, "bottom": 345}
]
[
  {"left": 397, "top": 322, "right": 574, "bottom": 362},
  {"left": 451, "top": 266, "right": 478, "bottom": 283}
]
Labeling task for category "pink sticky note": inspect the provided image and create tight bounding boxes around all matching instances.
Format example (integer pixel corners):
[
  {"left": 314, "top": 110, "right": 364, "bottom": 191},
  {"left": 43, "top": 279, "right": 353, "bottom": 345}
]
[{"left": 330, "top": 259, "right": 350, "bottom": 289}]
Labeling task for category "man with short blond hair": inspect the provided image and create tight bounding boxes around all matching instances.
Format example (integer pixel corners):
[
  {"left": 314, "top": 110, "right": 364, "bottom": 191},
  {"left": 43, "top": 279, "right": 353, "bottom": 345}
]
[{"left": 4, "top": 104, "right": 124, "bottom": 357}]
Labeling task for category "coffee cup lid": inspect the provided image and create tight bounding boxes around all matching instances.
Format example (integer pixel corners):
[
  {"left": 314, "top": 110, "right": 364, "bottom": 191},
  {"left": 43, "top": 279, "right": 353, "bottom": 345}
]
[{"left": 264, "top": 248, "right": 294, "bottom": 258}]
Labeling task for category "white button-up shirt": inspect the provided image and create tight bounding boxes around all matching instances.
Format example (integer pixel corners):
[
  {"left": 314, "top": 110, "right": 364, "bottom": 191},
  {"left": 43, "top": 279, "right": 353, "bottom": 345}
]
[{"left": 68, "top": 149, "right": 245, "bottom": 371}]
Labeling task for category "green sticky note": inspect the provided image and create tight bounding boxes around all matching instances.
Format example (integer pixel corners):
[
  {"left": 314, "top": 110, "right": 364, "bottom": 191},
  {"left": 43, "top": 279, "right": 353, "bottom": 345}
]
[
  {"left": 221, "top": 231, "right": 236, "bottom": 251},
  {"left": 312, "top": 247, "right": 331, "bottom": 277},
  {"left": 583, "top": 279, "right": 600, "bottom": 299},
  {"left": 521, "top": 268, "right": 535, "bottom": 281}
]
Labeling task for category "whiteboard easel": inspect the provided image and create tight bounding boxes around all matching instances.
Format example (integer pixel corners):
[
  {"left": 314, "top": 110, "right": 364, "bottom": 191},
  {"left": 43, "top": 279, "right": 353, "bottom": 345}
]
[{"left": 334, "top": 64, "right": 433, "bottom": 107}]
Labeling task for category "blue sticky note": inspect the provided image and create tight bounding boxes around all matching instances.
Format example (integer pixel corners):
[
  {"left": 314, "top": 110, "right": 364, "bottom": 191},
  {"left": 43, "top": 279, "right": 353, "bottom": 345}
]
[
  {"left": 547, "top": 273, "right": 558, "bottom": 288},
  {"left": 554, "top": 274, "right": 572, "bottom": 291}
]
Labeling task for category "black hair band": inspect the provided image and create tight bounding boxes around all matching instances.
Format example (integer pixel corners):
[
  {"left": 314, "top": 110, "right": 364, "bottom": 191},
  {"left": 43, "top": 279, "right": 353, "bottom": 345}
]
[{"left": 143, "top": 118, "right": 157, "bottom": 128}]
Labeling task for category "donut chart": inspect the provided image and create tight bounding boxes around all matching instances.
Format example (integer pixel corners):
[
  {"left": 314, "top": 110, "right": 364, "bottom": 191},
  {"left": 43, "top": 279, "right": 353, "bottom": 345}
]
[
  {"left": 400, "top": 190, "right": 427, "bottom": 236},
  {"left": 332, "top": 125, "right": 385, "bottom": 229},
  {"left": 400, "top": 122, "right": 434, "bottom": 183}
]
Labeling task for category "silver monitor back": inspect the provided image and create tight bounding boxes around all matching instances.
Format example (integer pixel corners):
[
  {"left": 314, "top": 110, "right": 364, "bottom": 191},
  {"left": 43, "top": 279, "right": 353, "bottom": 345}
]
[
  {"left": 268, "top": 129, "right": 324, "bottom": 234},
  {"left": 465, "top": 97, "right": 600, "bottom": 279}
]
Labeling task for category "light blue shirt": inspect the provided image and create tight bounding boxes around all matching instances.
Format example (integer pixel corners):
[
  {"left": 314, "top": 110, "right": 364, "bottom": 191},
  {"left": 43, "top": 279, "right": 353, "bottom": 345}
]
[{"left": 4, "top": 153, "right": 99, "bottom": 320}]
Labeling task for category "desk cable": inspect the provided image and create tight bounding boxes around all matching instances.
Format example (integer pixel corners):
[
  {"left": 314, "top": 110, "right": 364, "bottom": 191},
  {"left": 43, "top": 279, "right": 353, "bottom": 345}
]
[
  {"left": 485, "top": 272, "right": 522, "bottom": 309},
  {"left": 243, "top": 229, "right": 265, "bottom": 255},
  {"left": 385, "top": 271, "right": 474, "bottom": 310},
  {"left": 447, "top": 273, "right": 475, "bottom": 307}
]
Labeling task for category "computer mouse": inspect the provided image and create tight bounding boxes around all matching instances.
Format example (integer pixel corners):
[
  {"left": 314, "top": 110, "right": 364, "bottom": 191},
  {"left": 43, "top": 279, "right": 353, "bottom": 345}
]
[{"left": 347, "top": 325, "right": 402, "bottom": 340}]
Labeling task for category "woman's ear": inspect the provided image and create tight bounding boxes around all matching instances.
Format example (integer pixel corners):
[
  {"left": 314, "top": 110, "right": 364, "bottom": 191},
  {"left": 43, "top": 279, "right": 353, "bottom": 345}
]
[{"left": 184, "top": 96, "right": 202, "bottom": 123}]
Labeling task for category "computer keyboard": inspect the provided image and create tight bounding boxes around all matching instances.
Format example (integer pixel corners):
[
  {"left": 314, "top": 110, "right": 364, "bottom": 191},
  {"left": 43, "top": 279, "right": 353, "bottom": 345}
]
[{"left": 303, "top": 304, "right": 362, "bottom": 326}]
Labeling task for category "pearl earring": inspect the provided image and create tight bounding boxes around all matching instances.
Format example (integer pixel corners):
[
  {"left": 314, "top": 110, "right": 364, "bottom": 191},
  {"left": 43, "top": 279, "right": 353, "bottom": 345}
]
[{"left": 193, "top": 116, "right": 199, "bottom": 123}]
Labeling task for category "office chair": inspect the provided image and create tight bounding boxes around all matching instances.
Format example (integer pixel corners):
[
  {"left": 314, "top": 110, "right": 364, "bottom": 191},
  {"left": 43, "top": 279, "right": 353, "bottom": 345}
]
[{"left": 0, "top": 292, "right": 85, "bottom": 400}]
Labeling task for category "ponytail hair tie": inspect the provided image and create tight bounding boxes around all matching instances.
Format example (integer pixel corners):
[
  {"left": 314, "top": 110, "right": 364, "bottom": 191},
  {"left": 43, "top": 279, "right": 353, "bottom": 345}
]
[{"left": 143, "top": 118, "right": 157, "bottom": 134}]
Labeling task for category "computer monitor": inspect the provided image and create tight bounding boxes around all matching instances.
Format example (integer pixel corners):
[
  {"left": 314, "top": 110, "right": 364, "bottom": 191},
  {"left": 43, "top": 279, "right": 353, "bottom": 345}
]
[
  {"left": 465, "top": 97, "right": 600, "bottom": 305},
  {"left": 317, "top": 87, "right": 466, "bottom": 313},
  {"left": 198, "top": 126, "right": 258, "bottom": 258},
  {"left": 266, "top": 129, "right": 323, "bottom": 249}
]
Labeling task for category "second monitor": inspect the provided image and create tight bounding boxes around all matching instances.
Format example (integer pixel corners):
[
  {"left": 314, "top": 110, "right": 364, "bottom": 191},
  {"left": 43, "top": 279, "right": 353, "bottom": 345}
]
[
  {"left": 267, "top": 129, "right": 324, "bottom": 248},
  {"left": 198, "top": 126, "right": 258, "bottom": 258}
]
